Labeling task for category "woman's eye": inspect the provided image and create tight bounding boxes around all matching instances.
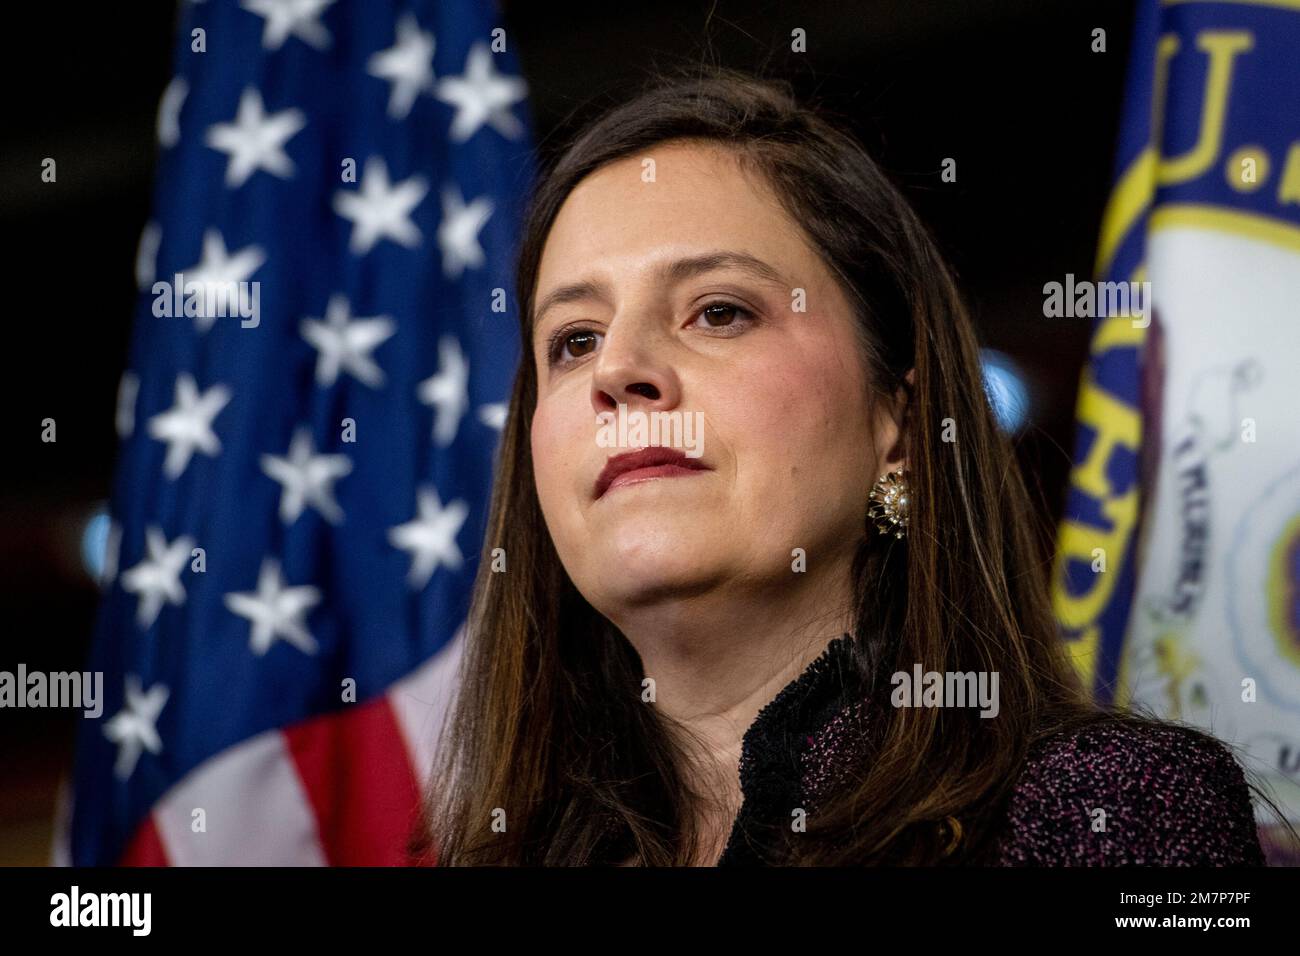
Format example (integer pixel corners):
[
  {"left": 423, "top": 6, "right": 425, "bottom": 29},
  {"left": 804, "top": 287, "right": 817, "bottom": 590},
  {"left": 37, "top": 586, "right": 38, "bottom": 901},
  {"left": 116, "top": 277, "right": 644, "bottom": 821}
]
[
  {"left": 547, "top": 302, "right": 754, "bottom": 366},
  {"left": 553, "top": 329, "right": 601, "bottom": 363},
  {"left": 693, "top": 302, "right": 752, "bottom": 329}
]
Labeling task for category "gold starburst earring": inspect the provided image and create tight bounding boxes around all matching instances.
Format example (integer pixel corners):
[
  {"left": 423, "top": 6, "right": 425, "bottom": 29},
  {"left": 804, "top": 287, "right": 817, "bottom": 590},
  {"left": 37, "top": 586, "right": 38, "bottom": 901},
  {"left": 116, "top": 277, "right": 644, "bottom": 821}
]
[{"left": 867, "top": 468, "right": 910, "bottom": 539}]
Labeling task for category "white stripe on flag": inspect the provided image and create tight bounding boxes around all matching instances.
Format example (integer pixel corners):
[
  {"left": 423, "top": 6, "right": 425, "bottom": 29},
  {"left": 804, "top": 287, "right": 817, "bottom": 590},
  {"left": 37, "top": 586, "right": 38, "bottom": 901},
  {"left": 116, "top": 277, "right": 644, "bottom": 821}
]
[
  {"left": 388, "top": 625, "right": 465, "bottom": 789},
  {"left": 153, "top": 729, "right": 328, "bottom": 865}
]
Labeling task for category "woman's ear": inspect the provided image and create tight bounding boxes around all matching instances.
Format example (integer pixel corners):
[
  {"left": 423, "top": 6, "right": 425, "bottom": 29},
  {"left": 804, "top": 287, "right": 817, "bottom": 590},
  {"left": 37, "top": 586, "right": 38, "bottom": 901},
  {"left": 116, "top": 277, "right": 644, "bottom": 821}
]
[
  {"left": 878, "top": 369, "right": 909, "bottom": 473},
  {"left": 875, "top": 368, "right": 913, "bottom": 476}
]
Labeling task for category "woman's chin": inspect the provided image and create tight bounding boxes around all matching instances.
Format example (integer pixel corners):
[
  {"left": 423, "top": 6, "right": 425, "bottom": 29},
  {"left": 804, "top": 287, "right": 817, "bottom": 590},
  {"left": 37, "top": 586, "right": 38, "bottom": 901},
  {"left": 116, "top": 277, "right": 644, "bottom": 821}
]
[
  {"left": 589, "top": 509, "right": 721, "bottom": 558},
  {"left": 577, "top": 551, "right": 730, "bottom": 611}
]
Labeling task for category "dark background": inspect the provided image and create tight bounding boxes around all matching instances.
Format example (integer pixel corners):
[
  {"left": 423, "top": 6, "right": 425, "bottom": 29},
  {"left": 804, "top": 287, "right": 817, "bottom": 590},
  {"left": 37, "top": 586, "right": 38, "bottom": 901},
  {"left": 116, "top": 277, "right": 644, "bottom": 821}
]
[{"left": 0, "top": 0, "right": 1133, "bottom": 862}]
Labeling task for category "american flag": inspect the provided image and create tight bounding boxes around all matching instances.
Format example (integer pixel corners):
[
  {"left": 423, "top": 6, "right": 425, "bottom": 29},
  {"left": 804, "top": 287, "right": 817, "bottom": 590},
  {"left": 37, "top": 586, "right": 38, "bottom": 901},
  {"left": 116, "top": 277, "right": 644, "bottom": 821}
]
[{"left": 59, "top": 0, "right": 531, "bottom": 865}]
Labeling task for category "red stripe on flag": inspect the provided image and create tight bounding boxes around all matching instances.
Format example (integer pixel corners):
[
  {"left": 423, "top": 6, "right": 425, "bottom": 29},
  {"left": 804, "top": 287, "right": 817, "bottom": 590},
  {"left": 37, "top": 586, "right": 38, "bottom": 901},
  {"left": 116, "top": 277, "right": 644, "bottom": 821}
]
[
  {"left": 119, "top": 814, "right": 170, "bottom": 866},
  {"left": 284, "top": 697, "right": 422, "bottom": 866}
]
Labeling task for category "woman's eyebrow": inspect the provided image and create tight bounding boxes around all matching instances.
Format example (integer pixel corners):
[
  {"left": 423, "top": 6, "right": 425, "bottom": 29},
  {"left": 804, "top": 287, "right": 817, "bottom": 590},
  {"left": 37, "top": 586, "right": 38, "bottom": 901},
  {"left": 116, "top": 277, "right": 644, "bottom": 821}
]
[
  {"left": 533, "top": 280, "right": 608, "bottom": 335},
  {"left": 533, "top": 250, "right": 787, "bottom": 339},
  {"left": 658, "top": 250, "right": 787, "bottom": 287}
]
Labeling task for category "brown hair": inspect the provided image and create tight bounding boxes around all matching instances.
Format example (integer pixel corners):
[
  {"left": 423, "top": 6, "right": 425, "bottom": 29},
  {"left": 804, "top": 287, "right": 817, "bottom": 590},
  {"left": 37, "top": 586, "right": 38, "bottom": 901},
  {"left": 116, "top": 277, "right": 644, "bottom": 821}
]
[{"left": 411, "top": 66, "right": 1295, "bottom": 865}]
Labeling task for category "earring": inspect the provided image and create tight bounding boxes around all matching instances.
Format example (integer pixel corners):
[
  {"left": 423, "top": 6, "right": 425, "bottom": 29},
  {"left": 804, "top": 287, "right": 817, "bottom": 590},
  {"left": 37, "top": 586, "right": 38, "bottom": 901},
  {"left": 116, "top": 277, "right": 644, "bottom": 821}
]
[{"left": 867, "top": 468, "right": 910, "bottom": 539}]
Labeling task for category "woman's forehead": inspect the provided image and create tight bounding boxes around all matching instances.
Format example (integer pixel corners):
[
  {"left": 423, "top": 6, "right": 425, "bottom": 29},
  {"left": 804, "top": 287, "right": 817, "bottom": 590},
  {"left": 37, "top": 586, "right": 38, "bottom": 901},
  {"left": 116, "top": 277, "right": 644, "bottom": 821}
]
[{"left": 536, "top": 145, "right": 818, "bottom": 293}]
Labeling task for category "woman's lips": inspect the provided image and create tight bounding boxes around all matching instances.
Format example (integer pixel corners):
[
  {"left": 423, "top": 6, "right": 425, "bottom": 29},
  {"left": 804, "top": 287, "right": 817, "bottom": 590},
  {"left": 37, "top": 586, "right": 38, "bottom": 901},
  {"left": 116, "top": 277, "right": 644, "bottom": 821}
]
[{"left": 593, "top": 447, "right": 711, "bottom": 499}]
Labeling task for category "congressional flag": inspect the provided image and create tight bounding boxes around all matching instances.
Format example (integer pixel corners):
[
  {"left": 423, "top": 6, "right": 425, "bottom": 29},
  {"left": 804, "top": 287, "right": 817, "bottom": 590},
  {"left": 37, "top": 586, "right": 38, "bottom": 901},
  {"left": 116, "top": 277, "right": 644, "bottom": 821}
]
[
  {"left": 1051, "top": 0, "right": 1300, "bottom": 862},
  {"left": 58, "top": 0, "right": 532, "bottom": 865}
]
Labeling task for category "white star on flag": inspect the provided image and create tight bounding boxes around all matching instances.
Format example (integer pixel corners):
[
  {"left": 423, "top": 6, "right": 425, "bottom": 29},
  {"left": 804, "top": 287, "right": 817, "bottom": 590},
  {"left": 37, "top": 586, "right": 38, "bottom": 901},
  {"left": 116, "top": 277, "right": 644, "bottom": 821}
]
[
  {"left": 224, "top": 558, "right": 323, "bottom": 657},
  {"left": 147, "top": 373, "right": 232, "bottom": 479},
  {"left": 417, "top": 335, "right": 469, "bottom": 446},
  {"left": 437, "top": 185, "right": 493, "bottom": 279},
  {"left": 120, "top": 526, "right": 195, "bottom": 629},
  {"left": 180, "top": 228, "right": 267, "bottom": 332},
  {"left": 478, "top": 403, "right": 507, "bottom": 431},
  {"left": 332, "top": 157, "right": 428, "bottom": 255},
  {"left": 241, "top": 0, "right": 335, "bottom": 51},
  {"left": 260, "top": 428, "right": 353, "bottom": 524},
  {"left": 388, "top": 485, "right": 468, "bottom": 589},
  {"left": 103, "top": 676, "right": 170, "bottom": 781},
  {"left": 300, "top": 294, "right": 396, "bottom": 388},
  {"left": 367, "top": 14, "right": 436, "bottom": 120},
  {"left": 205, "top": 87, "right": 306, "bottom": 188},
  {"left": 157, "top": 76, "right": 188, "bottom": 148},
  {"left": 435, "top": 41, "right": 528, "bottom": 143}
]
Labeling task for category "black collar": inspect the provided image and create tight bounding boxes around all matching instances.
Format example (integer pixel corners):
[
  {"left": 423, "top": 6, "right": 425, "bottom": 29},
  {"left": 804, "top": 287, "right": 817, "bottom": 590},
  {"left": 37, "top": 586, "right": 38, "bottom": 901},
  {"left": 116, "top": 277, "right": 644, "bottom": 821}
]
[{"left": 716, "top": 632, "right": 875, "bottom": 865}]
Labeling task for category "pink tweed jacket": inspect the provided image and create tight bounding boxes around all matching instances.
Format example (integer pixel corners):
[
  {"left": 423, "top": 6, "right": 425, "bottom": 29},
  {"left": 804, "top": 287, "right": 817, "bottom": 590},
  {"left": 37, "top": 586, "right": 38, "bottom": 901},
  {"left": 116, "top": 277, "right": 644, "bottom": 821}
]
[{"left": 714, "top": 634, "right": 1266, "bottom": 866}]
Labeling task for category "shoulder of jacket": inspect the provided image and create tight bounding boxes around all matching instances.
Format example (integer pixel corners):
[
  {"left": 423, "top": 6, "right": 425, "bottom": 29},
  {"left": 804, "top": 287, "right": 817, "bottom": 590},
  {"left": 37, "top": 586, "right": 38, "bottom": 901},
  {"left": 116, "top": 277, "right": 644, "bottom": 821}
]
[
  {"left": 993, "top": 718, "right": 1264, "bottom": 866},
  {"left": 1023, "top": 718, "right": 1242, "bottom": 780}
]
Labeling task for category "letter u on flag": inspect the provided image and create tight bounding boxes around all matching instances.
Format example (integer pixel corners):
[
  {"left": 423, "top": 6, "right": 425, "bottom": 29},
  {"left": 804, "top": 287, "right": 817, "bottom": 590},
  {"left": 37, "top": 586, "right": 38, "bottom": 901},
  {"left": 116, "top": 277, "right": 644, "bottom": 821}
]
[
  {"left": 1052, "top": 0, "right": 1300, "bottom": 863},
  {"left": 56, "top": 0, "right": 532, "bottom": 865}
]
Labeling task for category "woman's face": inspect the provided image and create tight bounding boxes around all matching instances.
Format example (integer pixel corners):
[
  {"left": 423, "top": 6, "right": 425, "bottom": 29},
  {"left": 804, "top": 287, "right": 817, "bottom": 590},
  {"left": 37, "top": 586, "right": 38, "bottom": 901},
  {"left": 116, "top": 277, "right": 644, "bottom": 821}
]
[{"left": 529, "top": 141, "right": 891, "bottom": 622}]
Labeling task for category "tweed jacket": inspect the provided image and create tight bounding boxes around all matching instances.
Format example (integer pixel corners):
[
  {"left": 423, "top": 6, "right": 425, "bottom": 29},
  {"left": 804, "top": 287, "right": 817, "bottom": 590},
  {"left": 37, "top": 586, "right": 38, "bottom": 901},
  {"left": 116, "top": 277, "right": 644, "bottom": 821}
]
[{"left": 713, "top": 634, "right": 1266, "bottom": 866}]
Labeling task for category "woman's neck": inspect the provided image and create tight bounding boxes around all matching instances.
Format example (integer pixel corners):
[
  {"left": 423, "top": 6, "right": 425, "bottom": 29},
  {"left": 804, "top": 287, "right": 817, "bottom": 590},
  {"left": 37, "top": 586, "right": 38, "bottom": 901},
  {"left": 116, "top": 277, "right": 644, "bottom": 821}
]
[{"left": 608, "top": 568, "right": 857, "bottom": 864}]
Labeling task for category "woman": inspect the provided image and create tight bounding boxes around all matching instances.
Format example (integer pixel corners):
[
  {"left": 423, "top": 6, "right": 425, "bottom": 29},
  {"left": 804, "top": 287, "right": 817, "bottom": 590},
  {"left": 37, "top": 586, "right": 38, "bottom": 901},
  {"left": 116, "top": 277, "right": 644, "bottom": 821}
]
[{"left": 411, "top": 67, "right": 1290, "bottom": 866}]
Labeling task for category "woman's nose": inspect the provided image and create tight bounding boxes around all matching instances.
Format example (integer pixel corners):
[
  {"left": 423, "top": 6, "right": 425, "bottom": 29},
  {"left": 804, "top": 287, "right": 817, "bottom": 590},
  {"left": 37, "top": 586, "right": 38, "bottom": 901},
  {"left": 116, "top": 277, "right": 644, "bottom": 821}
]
[
  {"left": 589, "top": 322, "right": 679, "bottom": 415},
  {"left": 595, "top": 353, "right": 681, "bottom": 416}
]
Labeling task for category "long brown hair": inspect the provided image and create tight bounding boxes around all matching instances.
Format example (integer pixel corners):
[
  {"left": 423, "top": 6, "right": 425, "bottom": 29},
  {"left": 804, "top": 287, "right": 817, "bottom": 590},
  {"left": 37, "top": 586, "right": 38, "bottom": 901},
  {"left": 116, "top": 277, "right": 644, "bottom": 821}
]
[{"left": 411, "top": 66, "right": 1293, "bottom": 865}]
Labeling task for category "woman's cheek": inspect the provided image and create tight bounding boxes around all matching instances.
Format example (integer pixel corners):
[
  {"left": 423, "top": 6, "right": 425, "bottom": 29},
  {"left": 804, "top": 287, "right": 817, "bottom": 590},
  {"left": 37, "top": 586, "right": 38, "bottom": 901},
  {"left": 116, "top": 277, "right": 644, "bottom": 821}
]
[
  {"left": 532, "top": 397, "right": 588, "bottom": 523},
  {"left": 719, "top": 349, "right": 808, "bottom": 433},
  {"left": 530, "top": 405, "right": 564, "bottom": 507}
]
